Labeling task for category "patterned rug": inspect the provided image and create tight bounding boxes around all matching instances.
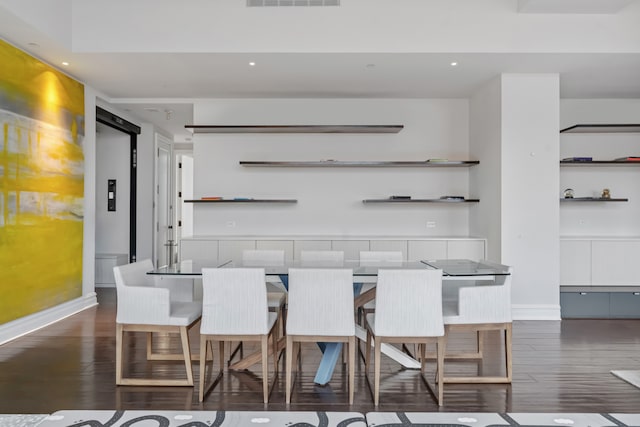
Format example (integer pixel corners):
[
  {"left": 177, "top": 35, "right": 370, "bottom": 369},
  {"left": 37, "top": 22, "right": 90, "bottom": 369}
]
[
  {"left": 0, "top": 414, "right": 47, "bottom": 427},
  {"left": 366, "top": 412, "right": 640, "bottom": 427},
  {"left": 611, "top": 369, "right": 640, "bottom": 389},
  {"left": 2, "top": 411, "right": 640, "bottom": 427},
  {"left": 34, "top": 410, "right": 366, "bottom": 426}
]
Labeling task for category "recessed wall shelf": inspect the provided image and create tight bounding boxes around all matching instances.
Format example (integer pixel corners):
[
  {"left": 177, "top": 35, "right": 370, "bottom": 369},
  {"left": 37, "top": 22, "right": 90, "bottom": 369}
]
[
  {"left": 184, "top": 199, "right": 297, "bottom": 204},
  {"left": 185, "top": 125, "right": 404, "bottom": 134},
  {"left": 560, "top": 124, "right": 640, "bottom": 133},
  {"left": 240, "top": 160, "right": 479, "bottom": 167},
  {"left": 560, "top": 198, "right": 628, "bottom": 202},
  {"left": 363, "top": 198, "right": 479, "bottom": 204}
]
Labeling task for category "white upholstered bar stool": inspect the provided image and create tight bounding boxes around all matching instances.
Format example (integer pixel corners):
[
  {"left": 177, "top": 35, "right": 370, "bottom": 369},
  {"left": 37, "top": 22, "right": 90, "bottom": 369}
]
[
  {"left": 199, "top": 268, "right": 279, "bottom": 403},
  {"left": 285, "top": 268, "right": 356, "bottom": 404},
  {"left": 365, "top": 269, "right": 445, "bottom": 406},
  {"left": 114, "top": 259, "right": 202, "bottom": 386},
  {"left": 442, "top": 264, "right": 514, "bottom": 384}
]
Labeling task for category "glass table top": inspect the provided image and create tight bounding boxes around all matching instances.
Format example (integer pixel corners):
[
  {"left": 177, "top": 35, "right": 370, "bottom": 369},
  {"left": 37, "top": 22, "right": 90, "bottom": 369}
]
[
  {"left": 421, "top": 259, "right": 511, "bottom": 276},
  {"left": 149, "top": 259, "right": 510, "bottom": 277}
]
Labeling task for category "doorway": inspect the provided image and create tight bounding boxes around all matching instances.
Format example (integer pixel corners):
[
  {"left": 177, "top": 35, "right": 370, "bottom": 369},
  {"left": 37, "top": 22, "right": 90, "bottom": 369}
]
[
  {"left": 95, "top": 106, "right": 141, "bottom": 266},
  {"left": 153, "top": 134, "right": 174, "bottom": 267}
]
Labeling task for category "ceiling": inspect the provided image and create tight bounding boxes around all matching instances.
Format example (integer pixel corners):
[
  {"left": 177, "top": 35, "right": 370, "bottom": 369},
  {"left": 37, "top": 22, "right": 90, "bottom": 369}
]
[{"left": 1, "top": 1, "right": 640, "bottom": 140}]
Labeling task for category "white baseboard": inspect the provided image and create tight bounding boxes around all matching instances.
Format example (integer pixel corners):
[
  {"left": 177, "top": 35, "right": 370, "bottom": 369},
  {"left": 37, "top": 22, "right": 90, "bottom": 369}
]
[
  {"left": 512, "top": 304, "right": 562, "bottom": 320},
  {"left": 0, "top": 293, "right": 98, "bottom": 345}
]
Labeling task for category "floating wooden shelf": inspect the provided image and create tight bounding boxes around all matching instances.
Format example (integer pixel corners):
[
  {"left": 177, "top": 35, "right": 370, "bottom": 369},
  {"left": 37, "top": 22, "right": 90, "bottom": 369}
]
[
  {"left": 184, "top": 199, "right": 297, "bottom": 204},
  {"left": 185, "top": 125, "right": 403, "bottom": 134},
  {"left": 560, "top": 198, "right": 628, "bottom": 202},
  {"left": 240, "top": 160, "right": 479, "bottom": 167},
  {"left": 560, "top": 124, "right": 640, "bottom": 133},
  {"left": 363, "top": 198, "right": 479, "bottom": 204},
  {"left": 561, "top": 160, "right": 640, "bottom": 166}
]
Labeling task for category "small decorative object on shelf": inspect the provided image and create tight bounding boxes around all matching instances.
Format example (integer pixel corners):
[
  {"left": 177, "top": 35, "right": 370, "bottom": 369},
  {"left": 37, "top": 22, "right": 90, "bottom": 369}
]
[
  {"left": 563, "top": 188, "right": 574, "bottom": 199},
  {"left": 601, "top": 188, "right": 611, "bottom": 199},
  {"left": 562, "top": 157, "right": 593, "bottom": 162},
  {"left": 362, "top": 198, "right": 479, "bottom": 204},
  {"left": 390, "top": 195, "right": 411, "bottom": 200},
  {"left": 614, "top": 156, "right": 640, "bottom": 162}
]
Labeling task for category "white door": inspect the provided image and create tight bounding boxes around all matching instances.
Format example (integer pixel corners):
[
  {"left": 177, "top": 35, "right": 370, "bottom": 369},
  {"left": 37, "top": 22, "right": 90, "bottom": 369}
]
[{"left": 154, "top": 134, "right": 173, "bottom": 267}]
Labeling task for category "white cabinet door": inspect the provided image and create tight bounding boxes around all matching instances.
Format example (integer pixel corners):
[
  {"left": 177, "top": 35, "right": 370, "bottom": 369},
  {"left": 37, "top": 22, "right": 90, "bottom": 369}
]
[
  {"left": 219, "top": 240, "right": 256, "bottom": 264},
  {"left": 256, "top": 240, "right": 294, "bottom": 260},
  {"left": 369, "top": 240, "right": 408, "bottom": 259},
  {"left": 407, "top": 240, "right": 447, "bottom": 261},
  {"left": 560, "top": 240, "right": 591, "bottom": 286},
  {"left": 592, "top": 240, "right": 640, "bottom": 286},
  {"left": 180, "top": 239, "right": 218, "bottom": 264},
  {"left": 447, "top": 240, "right": 485, "bottom": 260},
  {"left": 332, "top": 240, "right": 369, "bottom": 260}
]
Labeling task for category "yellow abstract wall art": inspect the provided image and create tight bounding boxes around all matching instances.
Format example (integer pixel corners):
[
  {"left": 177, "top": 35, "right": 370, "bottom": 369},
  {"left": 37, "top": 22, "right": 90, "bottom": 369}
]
[{"left": 0, "top": 39, "right": 85, "bottom": 324}]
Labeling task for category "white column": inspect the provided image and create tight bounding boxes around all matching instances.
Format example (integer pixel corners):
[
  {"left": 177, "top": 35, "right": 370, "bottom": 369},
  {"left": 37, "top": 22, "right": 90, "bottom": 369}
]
[{"left": 501, "top": 73, "right": 560, "bottom": 320}]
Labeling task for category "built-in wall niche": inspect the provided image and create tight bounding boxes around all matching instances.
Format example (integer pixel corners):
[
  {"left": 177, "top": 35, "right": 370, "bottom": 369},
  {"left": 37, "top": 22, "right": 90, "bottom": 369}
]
[{"left": 560, "top": 123, "right": 640, "bottom": 250}]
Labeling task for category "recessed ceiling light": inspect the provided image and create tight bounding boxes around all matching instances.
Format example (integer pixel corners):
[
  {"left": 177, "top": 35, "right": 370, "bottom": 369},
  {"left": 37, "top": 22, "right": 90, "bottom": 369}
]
[
  {"left": 450, "top": 62, "right": 458, "bottom": 67},
  {"left": 249, "top": 62, "right": 256, "bottom": 66},
  {"left": 62, "top": 61, "right": 69, "bottom": 66}
]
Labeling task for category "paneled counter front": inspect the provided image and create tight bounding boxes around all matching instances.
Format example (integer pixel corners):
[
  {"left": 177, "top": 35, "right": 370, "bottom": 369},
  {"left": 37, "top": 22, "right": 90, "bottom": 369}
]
[{"left": 180, "top": 236, "right": 486, "bottom": 264}]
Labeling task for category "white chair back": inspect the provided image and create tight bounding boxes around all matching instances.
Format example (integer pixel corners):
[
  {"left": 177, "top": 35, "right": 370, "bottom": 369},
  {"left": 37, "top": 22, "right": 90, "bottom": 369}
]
[
  {"left": 114, "top": 259, "right": 171, "bottom": 325},
  {"left": 299, "top": 250, "right": 344, "bottom": 266},
  {"left": 453, "top": 266, "right": 513, "bottom": 324},
  {"left": 200, "top": 268, "right": 271, "bottom": 335},
  {"left": 113, "top": 258, "right": 155, "bottom": 288},
  {"left": 242, "top": 249, "right": 285, "bottom": 266},
  {"left": 359, "top": 251, "right": 403, "bottom": 266},
  {"left": 374, "top": 269, "right": 444, "bottom": 337},
  {"left": 286, "top": 268, "right": 355, "bottom": 336}
]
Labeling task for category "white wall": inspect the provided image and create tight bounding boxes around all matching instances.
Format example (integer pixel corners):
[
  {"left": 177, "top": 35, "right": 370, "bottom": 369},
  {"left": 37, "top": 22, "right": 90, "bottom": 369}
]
[
  {"left": 83, "top": 88, "right": 98, "bottom": 298},
  {"left": 95, "top": 124, "right": 130, "bottom": 255},
  {"left": 192, "top": 98, "right": 474, "bottom": 237},
  {"left": 469, "top": 77, "right": 502, "bottom": 261},
  {"left": 501, "top": 74, "right": 560, "bottom": 319},
  {"left": 560, "top": 99, "right": 640, "bottom": 237}
]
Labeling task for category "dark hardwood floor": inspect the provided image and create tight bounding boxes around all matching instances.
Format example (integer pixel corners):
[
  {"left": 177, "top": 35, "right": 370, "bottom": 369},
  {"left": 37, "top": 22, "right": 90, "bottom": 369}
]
[{"left": 1, "top": 288, "right": 640, "bottom": 414}]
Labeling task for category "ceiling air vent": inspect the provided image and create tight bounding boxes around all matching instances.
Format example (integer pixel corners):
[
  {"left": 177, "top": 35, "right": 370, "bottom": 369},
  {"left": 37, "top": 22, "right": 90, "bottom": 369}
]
[{"left": 247, "top": 0, "right": 339, "bottom": 6}]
